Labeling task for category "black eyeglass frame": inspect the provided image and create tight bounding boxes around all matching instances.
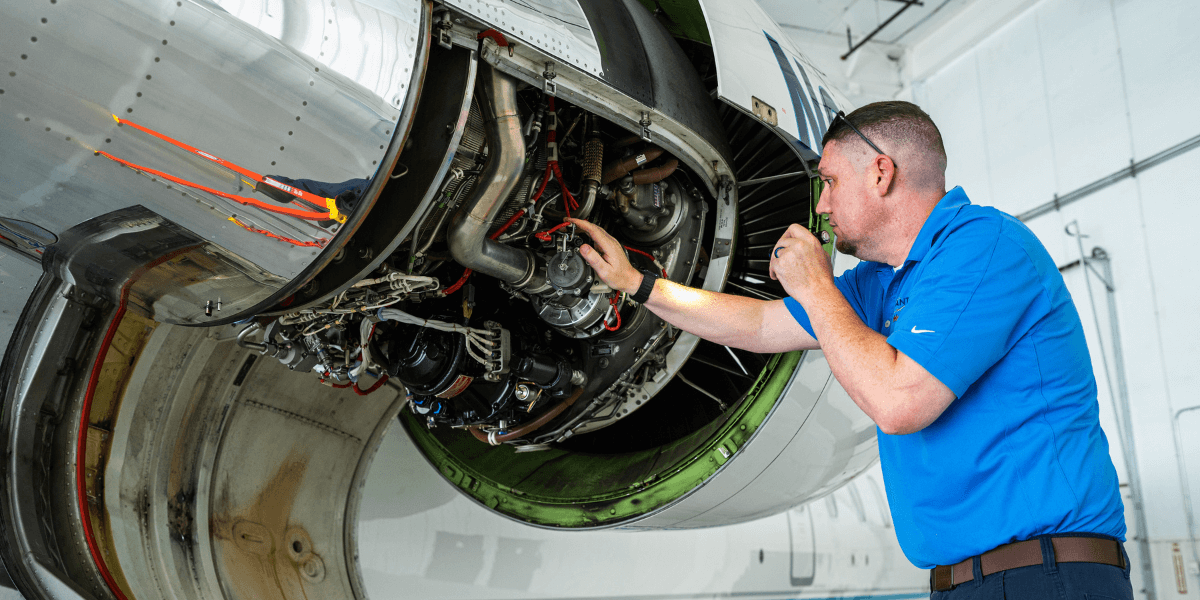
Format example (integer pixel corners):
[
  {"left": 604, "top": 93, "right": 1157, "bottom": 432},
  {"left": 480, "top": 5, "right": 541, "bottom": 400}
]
[{"left": 830, "top": 110, "right": 898, "bottom": 171}]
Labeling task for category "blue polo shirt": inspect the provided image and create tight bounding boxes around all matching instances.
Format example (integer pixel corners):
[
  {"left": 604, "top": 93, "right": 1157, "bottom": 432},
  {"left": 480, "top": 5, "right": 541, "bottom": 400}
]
[{"left": 784, "top": 187, "right": 1125, "bottom": 568}]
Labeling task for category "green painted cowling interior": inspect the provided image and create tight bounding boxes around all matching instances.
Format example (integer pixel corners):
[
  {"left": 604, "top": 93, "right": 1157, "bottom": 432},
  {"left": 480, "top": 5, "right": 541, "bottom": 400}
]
[
  {"left": 634, "top": 0, "right": 712, "bottom": 45},
  {"left": 400, "top": 350, "right": 802, "bottom": 527}
]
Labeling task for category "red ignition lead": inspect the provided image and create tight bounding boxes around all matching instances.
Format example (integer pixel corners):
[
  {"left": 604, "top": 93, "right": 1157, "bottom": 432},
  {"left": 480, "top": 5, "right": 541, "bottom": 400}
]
[
  {"left": 624, "top": 245, "right": 668, "bottom": 278},
  {"left": 534, "top": 221, "right": 572, "bottom": 241},
  {"left": 604, "top": 294, "right": 622, "bottom": 331},
  {"left": 228, "top": 217, "right": 327, "bottom": 248},
  {"left": 530, "top": 97, "right": 579, "bottom": 216},
  {"left": 331, "top": 374, "right": 390, "bottom": 396},
  {"left": 106, "top": 115, "right": 345, "bottom": 223}
]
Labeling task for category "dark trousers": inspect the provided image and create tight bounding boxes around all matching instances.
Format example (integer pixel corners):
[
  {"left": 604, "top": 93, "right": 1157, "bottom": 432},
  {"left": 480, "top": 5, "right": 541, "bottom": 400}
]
[{"left": 931, "top": 537, "right": 1134, "bottom": 600}]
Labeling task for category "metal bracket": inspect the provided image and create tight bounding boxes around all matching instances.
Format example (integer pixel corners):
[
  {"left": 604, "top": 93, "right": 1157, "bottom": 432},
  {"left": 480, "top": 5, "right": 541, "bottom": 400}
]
[
  {"left": 639, "top": 111, "right": 652, "bottom": 142},
  {"left": 435, "top": 11, "right": 453, "bottom": 50},
  {"left": 542, "top": 62, "right": 557, "bottom": 96},
  {"left": 718, "top": 175, "right": 734, "bottom": 206}
]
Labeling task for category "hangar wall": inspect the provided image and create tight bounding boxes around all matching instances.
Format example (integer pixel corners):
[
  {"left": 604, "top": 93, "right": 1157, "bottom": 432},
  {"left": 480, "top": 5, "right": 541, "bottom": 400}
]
[{"left": 907, "top": 0, "right": 1200, "bottom": 598}]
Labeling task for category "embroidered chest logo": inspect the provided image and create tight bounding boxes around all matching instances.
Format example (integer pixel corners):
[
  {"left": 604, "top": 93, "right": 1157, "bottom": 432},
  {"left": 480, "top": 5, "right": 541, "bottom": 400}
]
[{"left": 892, "top": 297, "right": 908, "bottom": 324}]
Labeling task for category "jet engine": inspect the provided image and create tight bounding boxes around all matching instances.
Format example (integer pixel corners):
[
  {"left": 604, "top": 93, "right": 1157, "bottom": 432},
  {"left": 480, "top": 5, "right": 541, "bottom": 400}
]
[{"left": 0, "top": 0, "right": 878, "bottom": 598}]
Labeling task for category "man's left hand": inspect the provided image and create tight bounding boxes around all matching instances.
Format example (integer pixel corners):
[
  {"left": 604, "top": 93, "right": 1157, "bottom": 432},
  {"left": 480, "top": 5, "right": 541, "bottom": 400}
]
[{"left": 769, "top": 223, "right": 834, "bottom": 303}]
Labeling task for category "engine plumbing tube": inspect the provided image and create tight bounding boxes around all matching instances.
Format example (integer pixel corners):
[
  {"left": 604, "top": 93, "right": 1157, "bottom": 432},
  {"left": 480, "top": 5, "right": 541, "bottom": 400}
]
[
  {"left": 447, "top": 62, "right": 543, "bottom": 288},
  {"left": 577, "top": 115, "right": 604, "bottom": 219},
  {"left": 469, "top": 387, "right": 584, "bottom": 445},
  {"left": 631, "top": 158, "right": 679, "bottom": 185},
  {"left": 601, "top": 146, "right": 664, "bottom": 185}
]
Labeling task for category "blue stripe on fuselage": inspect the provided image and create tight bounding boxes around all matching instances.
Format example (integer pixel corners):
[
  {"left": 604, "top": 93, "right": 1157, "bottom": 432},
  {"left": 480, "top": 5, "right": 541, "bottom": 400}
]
[{"left": 764, "top": 31, "right": 814, "bottom": 151}]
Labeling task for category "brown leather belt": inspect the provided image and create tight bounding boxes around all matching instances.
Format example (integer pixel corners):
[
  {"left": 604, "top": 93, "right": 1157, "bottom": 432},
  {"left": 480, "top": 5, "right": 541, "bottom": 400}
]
[{"left": 931, "top": 536, "right": 1125, "bottom": 592}]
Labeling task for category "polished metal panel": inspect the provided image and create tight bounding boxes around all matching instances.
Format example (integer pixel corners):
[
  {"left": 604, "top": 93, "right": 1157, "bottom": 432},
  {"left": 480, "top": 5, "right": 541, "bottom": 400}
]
[
  {"left": 443, "top": 0, "right": 603, "bottom": 77},
  {"left": 0, "top": 0, "right": 421, "bottom": 322},
  {"left": 0, "top": 280, "right": 108, "bottom": 598},
  {"left": 97, "top": 320, "right": 407, "bottom": 600}
]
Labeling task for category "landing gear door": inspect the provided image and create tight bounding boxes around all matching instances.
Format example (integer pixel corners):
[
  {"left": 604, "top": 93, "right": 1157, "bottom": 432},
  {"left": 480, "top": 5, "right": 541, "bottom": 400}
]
[{"left": 697, "top": 0, "right": 849, "bottom": 161}]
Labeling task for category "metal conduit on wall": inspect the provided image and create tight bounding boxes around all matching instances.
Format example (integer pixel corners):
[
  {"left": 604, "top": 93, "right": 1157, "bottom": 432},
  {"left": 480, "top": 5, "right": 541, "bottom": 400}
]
[
  {"left": 1173, "top": 404, "right": 1200, "bottom": 592},
  {"left": 1058, "top": 230, "right": 1156, "bottom": 600},
  {"left": 1017, "top": 132, "right": 1200, "bottom": 223}
]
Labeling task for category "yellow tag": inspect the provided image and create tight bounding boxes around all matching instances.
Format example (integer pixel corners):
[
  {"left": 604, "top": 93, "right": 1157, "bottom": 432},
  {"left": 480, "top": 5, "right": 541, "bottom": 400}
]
[{"left": 325, "top": 197, "right": 347, "bottom": 223}]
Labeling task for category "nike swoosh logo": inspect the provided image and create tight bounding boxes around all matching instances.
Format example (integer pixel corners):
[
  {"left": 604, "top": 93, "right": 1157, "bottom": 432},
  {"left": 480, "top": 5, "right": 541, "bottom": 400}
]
[{"left": 911, "top": 327, "right": 935, "bottom": 334}]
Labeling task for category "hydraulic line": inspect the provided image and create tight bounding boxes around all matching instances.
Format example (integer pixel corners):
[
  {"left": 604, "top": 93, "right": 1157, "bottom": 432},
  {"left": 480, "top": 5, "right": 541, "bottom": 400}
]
[{"left": 469, "top": 387, "right": 583, "bottom": 445}]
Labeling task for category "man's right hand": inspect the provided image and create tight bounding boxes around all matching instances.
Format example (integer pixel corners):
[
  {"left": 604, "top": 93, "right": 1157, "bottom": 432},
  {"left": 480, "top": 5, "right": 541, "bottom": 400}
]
[
  {"left": 566, "top": 218, "right": 643, "bottom": 295},
  {"left": 567, "top": 219, "right": 818, "bottom": 354}
]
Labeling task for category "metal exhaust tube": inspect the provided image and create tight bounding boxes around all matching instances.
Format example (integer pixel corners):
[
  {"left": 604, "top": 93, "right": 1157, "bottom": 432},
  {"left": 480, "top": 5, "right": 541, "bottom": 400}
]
[{"left": 448, "top": 62, "right": 540, "bottom": 287}]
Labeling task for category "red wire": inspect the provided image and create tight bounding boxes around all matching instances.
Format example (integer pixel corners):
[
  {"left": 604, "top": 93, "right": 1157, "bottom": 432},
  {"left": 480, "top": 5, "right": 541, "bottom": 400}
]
[
  {"left": 444, "top": 268, "right": 473, "bottom": 295},
  {"left": 333, "top": 374, "right": 390, "bottom": 395},
  {"left": 624, "top": 245, "right": 668, "bottom": 277},
  {"left": 229, "top": 217, "right": 326, "bottom": 247},
  {"left": 444, "top": 208, "right": 529, "bottom": 295},
  {"left": 534, "top": 221, "right": 572, "bottom": 241},
  {"left": 354, "top": 374, "right": 390, "bottom": 395},
  {"left": 551, "top": 162, "right": 578, "bottom": 214}
]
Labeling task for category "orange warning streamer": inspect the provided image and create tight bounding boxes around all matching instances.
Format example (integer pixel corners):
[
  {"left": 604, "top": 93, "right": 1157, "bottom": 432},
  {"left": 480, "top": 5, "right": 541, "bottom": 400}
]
[
  {"left": 97, "top": 149, "right": 333, "bottom": 221},
  {"left": 104, "top": 115, "right": 345, "bottom": 223}
]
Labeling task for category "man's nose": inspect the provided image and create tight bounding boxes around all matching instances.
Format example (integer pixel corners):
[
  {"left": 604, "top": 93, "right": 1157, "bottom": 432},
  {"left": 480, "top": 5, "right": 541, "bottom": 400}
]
[{"left": 814, "top": 188, "right": 831, "bottom": 215}]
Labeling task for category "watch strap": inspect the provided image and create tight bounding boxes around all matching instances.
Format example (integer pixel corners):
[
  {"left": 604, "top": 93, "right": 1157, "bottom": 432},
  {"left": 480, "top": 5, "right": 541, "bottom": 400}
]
[{"left": 631, "top": 269, "right": 659, "bottom": 304}]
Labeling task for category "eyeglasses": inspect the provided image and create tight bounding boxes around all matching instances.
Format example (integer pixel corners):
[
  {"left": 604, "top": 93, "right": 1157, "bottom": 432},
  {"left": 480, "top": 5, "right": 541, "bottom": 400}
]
[{"left": 830, "top": 110, "right": 898, "bottom": 170}]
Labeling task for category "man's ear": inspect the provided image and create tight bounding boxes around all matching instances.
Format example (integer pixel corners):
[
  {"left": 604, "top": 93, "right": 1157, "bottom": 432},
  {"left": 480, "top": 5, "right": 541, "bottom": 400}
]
[{"left": 874, "top": 155, "right": 897, "bottom": 195}]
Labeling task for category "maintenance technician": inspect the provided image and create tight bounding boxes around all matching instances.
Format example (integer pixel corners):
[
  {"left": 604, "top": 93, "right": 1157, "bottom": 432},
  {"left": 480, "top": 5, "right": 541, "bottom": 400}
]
[{"left": 568, "top": 101, "right": 1132, "bottom": 600}]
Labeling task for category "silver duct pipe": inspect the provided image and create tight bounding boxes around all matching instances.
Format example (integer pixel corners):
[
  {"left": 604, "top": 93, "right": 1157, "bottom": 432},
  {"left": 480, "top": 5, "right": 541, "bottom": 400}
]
[{"left": 448, "top": 63, "right": 542, "bottom": 288}]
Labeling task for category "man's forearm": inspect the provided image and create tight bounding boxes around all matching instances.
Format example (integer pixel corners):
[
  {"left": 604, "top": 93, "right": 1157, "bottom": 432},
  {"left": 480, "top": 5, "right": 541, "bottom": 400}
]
[
  {"left": 640, "top": 277, "right": 776, "bottom": 353},
  {"left": 802, "top": 282, "right": 925, "bottom": 433}
]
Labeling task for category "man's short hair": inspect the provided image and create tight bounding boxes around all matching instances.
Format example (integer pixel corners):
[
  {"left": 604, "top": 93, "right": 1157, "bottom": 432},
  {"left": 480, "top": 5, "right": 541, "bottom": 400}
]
[{"left": 822, "top": 101, "right": 947, "bottom": 188}]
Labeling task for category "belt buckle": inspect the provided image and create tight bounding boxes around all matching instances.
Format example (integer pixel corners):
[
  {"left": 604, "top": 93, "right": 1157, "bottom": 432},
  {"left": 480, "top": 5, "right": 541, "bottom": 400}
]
[{"left": 931, "top": 565, "right": 954, "bottom": 592}]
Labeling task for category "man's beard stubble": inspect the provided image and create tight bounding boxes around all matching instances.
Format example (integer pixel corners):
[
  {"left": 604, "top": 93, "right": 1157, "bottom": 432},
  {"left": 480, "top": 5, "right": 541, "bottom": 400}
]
[{"left": 834, "top": 236, "right": 857, "bottom": 257}]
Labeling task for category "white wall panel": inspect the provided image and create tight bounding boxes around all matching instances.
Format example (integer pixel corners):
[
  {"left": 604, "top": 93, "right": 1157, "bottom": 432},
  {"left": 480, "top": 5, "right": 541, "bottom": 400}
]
[
  {"left": 973, "top": 13, "right": 1058, "bottom": 216},
  {"left": 1035, "top": 0, "right": 1132, "bottom": 194},
  {"left": 1134, "top": 149, "right": 1200, "bottom": 419},
  {"left": 1112, "top": 0, "right": 1200, "bottom": 159},
  {"left": 913, "top": 55, "right": 994, "bottom": 208}
]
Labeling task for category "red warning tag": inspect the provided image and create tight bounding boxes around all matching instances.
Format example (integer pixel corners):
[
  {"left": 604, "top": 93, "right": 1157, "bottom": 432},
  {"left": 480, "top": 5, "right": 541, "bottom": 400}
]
[{"left": 436, "top": 375, "right": 474, "bottom": 399}]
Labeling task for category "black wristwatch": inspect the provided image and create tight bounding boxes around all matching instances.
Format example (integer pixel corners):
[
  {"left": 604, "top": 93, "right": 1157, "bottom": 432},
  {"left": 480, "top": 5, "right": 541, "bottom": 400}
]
[{"left": 631, "top": 269, "right": 659, "bottom": 304}]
